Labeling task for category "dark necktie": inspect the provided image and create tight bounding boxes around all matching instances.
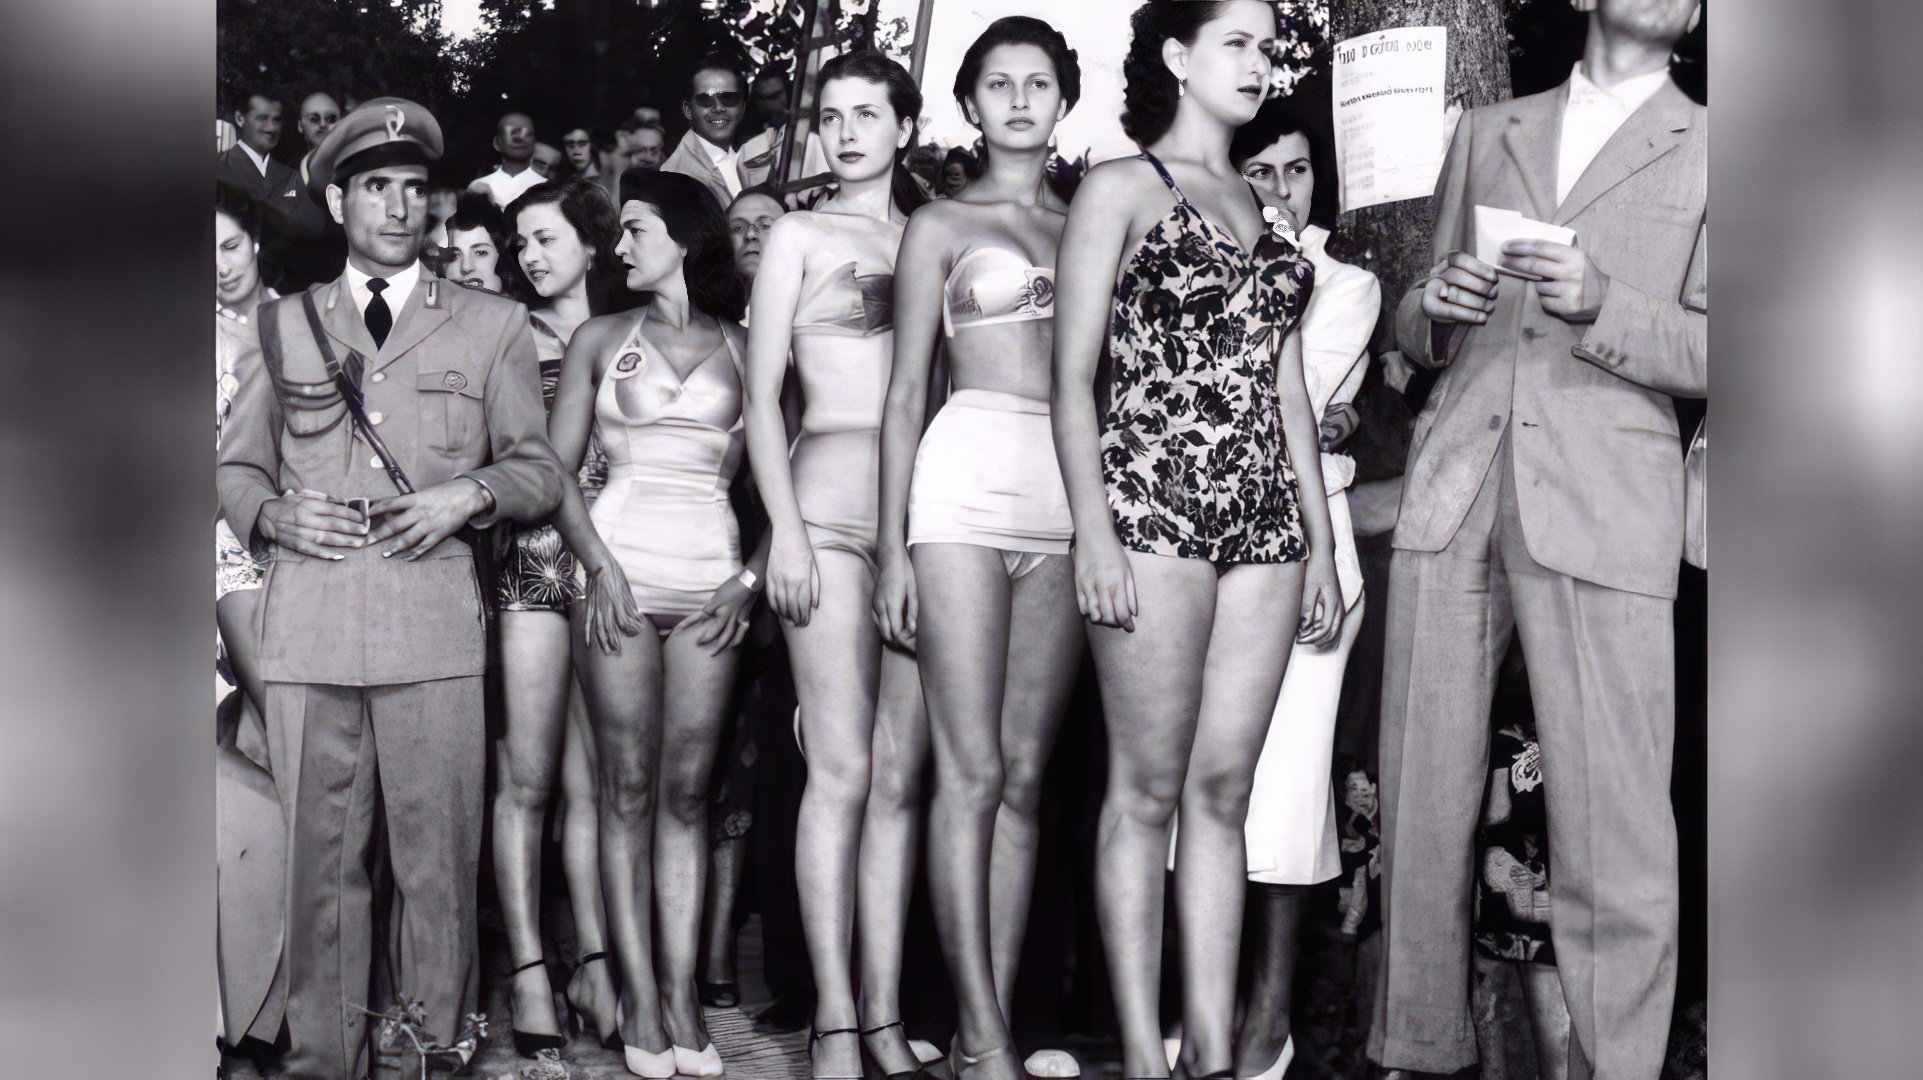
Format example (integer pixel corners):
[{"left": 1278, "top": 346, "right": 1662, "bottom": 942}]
[{"left": 365, "top": 277, "right": 392, "bottom": 348}]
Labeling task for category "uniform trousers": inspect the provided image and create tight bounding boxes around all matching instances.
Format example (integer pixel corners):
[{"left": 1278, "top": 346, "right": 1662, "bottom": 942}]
[
  {"left": 265, "top": 677, "right": 484, "bottom": 1079},
  {"left": 1369, "top": 436, "right": 1677, "bottom": 1080}
]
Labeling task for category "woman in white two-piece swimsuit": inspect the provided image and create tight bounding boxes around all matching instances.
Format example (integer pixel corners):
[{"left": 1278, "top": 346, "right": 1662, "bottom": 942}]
[{"left": 871, "top": 17, "right": 1085, "bottom": 1080}]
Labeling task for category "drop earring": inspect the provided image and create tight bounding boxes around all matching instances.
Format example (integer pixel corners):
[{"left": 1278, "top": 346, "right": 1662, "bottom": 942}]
[{"left": 1178, "top": 77, "right": 1186, "bottom": 98}]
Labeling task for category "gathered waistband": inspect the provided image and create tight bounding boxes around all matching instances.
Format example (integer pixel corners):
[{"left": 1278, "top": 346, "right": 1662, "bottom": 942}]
[{"left": 943, "top": 388, "right": 1050, "bottom": 416}]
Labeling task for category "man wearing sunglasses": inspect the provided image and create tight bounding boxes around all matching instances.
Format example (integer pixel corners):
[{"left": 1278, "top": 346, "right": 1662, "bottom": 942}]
[{"left": 661, "top": 53, "right": 750, "bottom": 208}]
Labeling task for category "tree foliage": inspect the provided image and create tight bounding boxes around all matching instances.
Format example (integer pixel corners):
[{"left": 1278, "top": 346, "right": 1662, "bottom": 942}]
[{"left": 216, "top": 0, "right": 456, "bottom": 165}]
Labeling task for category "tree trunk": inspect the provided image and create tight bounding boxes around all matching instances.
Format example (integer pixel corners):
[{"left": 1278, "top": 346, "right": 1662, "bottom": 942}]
[{"left": 1330, "top": 0, "right": 1512, "bottom": 352}]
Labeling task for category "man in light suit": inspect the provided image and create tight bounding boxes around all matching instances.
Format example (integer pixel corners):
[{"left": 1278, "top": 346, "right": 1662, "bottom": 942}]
[
  {"left": 219, "top": 96, "right": 565, "bottom": 1078},
  {"left": 661, "top": 53, "right": 750, "bottom": 209},
  {"left": 1369, "top": 2, "right": 1706, "bottom": 1078}
]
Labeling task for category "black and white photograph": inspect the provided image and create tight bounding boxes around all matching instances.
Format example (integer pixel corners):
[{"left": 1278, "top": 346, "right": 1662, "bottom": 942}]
[{"left": 201, "top": 1, "right": 1711, "bottom": 1077}]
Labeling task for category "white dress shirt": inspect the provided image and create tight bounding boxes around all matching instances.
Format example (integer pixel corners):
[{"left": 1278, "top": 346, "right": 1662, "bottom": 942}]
[
  {"left": 1556, "top": 62, "right": 1672, "bottom": 205},
  {"left": 236, "top": 140, "right": 272, "bottom": 177},
  {"left": 473, "top": 165, "right": 545, "bottom": 209},
  {"left": 343, "top": 260, "right": 422, "bottom": 324},
  {"left": 698, "top": 134, "right": 744, "bottom": 198}
]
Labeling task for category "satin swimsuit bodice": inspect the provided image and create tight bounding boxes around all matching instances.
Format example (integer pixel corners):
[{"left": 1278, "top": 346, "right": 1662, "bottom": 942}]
[
  {"left": 942, "top": 247, "right": 1056, "bottom": 337},
  {"left": 594, "top": 314, "right": 745, "bottom": 497}
]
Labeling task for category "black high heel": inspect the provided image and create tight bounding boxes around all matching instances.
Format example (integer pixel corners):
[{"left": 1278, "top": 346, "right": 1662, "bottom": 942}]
[
  {"left": 860, "top": 1019, "right": 935, "bottom": 1079},
  {"left": 563, "top": 950, "right": 621, "bottom": 1049},
  {"left": 809, "top": 1026, "right": 864, "bottom": 1080},
  {"left": 698, "top": 979, "right": 740, "bottom": 1008},
  {"left": 508, "top": 957, "right": 568, "bottom": 1058}
]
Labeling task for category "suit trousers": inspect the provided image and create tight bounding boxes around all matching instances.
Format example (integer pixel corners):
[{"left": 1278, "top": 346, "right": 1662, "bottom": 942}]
[
  {"left": 266, "top": 678, "right": 484, "bottom": 1079},
  {"left": 1368, "top": 436, "right": 1677, "bottom": 1080}
]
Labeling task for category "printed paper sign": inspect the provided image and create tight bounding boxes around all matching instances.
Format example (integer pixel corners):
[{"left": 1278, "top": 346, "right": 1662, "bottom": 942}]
[{"left": 1333, "top": 27, "right": 1449, "bottom": 212}]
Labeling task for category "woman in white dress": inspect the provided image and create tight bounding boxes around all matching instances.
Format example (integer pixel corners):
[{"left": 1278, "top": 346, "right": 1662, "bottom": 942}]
[{"left": 1230, "top": 97, "right": 1378, "bottom": 1079}]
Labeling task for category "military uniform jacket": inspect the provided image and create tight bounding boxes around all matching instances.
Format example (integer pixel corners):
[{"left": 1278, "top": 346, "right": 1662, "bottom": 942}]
[
  {"left": 1393, "top": 79, "right": 1707, "bottom": 600},
  {"left": 218, "top": 271, "right": 564, "bottom": 685}
]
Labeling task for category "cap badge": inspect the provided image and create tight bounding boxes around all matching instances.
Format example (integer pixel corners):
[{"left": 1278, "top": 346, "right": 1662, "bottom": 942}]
[{"left": 384, "top": 104, "right": 405, "bottom": 142}]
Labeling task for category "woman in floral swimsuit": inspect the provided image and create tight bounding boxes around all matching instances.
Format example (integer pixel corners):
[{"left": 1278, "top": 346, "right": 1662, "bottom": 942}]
[{"left": 1048, "top": 3, "right": 1344, "bottom": 1076}]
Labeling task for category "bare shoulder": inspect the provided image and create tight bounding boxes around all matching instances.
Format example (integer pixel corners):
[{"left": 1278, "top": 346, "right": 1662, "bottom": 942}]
[
  {"left": 571, "top": 308, "right": 641, "bottom": 372},
  {"left": 718, "top": 316, "right": 748, "bottom": 353},
  {"left": 900, "top": 197, "right": 970, "bottom": 245},
  {"left": 1073, "top": 155, "right": 1162, "bottom": 205}
]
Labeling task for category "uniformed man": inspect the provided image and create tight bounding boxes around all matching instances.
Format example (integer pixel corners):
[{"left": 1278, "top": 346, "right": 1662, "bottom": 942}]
[{"left": 217, "top": 96, "right": 565, "bottom": 1079}]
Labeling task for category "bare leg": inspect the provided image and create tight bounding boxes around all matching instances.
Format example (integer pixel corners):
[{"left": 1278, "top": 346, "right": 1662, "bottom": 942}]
[
  {"left": 559, "top": 674, "right": 618, "bottom": 1039},
  {"left": 989, "top": 555, "right": 1082, "bottom": 1017},
  {"left": 1233, "top": 883, "right": 1308, "bottom": 1074},
  {"left": 216, "top": 588, "right": 266, "bottom": 711},
  {"left": 572, "top": 606, "right": 670, "bottom": 1053},
  {"left": 856, "top": 629, "right": 929, "bottom": 1074},
  {"left": 655, "top": 623, "right": 743, "bottom": 1051},
  {"left": 1174, "top": 560, "right": 1301, "bottom": 1076},
  {"left": 914, "top": 545, "right": 1017, "bottom": 1069},
  {"left": 1086, "top": 552, "right": 1218, "bottom": 1078},
  {"left": 785, "top": 550, "right": 883, "bottom": 1079},
  {"left": 701, "top": 837, "right": 745, "bottom": 992},
  {"left": 493, "top": 610, "right": 573, "bottom": 1037},
  {"left": 1521, "top": 963, "right": 1573, "bottom": 1080}
]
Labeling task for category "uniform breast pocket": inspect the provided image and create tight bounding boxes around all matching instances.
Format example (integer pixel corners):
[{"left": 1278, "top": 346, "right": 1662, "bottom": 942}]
[{"left": 417, "top": 369, "right": 483, "bottom": 452}]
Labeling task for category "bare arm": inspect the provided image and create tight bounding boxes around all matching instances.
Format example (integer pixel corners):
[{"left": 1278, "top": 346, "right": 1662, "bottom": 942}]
[
  {"left": 545, "top": 314, "right": 644, "bottom": 651},
  {"left": 743, "top": 215, "right": 818, "bottom": 624},
  {"left": 1052, "top": 162, "right": 1142, "bottom": 630},
  {"left": 1275, "top": 327, "right": 1344, "bottom": 645},
  {"left": 872, "top": 208, "right": 950, "bottom": 646}
]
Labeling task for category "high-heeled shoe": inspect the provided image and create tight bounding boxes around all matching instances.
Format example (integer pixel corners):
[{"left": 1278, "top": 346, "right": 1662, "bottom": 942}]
[
  {"left": 565, "top": 950, "right": 621, "bottom": 1049},
  {"left": 951, "top": 1041, "right": 1027, "bottom": 1079},
  {"left": 673, "top": 1041, "right": 726, "bottom": 1077},
  {"left": 622, "top": 1040, "right": 676, "bottom": 1078},
  {"left": 860, "top": 1020, "right": 932, "bottom": 1080},
  {"left": 507, "top": 957, "right": 568, "bottom": 1058},
  {"left": 809, "top": 1026, "right": 863, "bottom": 1080},
  {"left": 698, "top": 979, "right": 739, "bottom": 1008},
  {"left": 1241, "top": 1035, "right": 1294, "bottom": 1080}
]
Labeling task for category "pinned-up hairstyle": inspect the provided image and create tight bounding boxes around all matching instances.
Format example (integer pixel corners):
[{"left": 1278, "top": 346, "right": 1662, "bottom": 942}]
[
  {"left": 1121, "top": 0, "right": 1238, "bottom": 147},
  {"left": 617, "top": 168, "right": 748, "bottom": 324},
  {"left": 504, "top": 178, "right": 625, "bottom": 314},
  {"left": 953, "top": 17, "right": 1083, "bottom": 124},
  {"left": 816, "top": 49, "right": 929, "bottom": 215}
]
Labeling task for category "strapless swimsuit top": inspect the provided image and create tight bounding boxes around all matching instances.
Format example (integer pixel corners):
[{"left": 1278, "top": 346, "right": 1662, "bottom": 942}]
[
  {"left": 942, "top": 247, "right": 1056, "bottom": 337},
  {"left": 791, "top": 259, "right": 895, "bottom": 337}
]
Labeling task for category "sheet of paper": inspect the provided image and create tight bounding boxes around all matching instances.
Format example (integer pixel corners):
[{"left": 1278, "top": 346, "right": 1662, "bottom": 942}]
[
  {"left": 1474, "top": 205, "right": 1578, "bottom": 280},
  {"left": 1333, "top": 27, "right": 1449, "bottom": 213}
]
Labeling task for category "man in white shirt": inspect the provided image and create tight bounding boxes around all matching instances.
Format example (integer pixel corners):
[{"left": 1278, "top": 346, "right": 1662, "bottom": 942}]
[
  {"left": 1370, "top": 2, "right": 1707, "bottom": 1078},
  {"left": 468, "top": 111, "right": 546, "bottom": 208},
  {"left": 661, "top": 55, "right": 750, "bottom": 209}
]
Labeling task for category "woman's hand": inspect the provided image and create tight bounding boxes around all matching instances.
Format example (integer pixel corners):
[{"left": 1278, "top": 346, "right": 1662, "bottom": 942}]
[
  {"left": 1297, "top": 551, "right": 1345, "bottom": 647},
  {"left": 581, "top": 561, "right": 644, "bottom": 655},
  {"left": 684, "top": 575, "right": 758, "bottom": 656},
  {"left": 1075, "top": 534, "right": 1138, "bottom": 632},
  {"left": 871, "top": 546, "right": 918, "bottom": 650},
  {"left": 766, "top": 528, "right": 821, "bottom": 627},
  {"left": 1319, "top": 401, "right": 1360, "bottom": 452}
]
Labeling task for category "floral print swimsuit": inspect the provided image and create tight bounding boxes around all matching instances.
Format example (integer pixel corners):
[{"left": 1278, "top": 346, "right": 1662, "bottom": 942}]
[{"left": 1100, "top": 152, "right": 1315, "bottom": 565}]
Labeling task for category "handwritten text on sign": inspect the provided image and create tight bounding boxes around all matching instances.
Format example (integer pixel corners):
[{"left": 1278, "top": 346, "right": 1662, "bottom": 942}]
[{"left": 1333, "top": 27, "right": 1448, "bottom": 212}]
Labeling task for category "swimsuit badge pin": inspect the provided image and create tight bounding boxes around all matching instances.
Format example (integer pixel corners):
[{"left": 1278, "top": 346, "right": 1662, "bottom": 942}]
[{"left": 611, "top": 351, "right": 644, "bottom": 377}]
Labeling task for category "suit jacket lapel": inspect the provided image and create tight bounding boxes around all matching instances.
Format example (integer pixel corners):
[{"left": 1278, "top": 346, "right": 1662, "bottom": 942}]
[
  {"left": 319, "top": 276, "right": 381, "bottom": 362},
  {"left": 1502, "top": 84, "right": 1565, "bottom": 223},
  {"left": 371, "top": 277, "right": 449, "bottom": 372},
  {"left": 1553, "top": 80, "right": 1693, "bottom": 227}
]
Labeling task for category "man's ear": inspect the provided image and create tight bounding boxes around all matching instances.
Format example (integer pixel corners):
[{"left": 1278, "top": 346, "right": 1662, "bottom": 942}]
[
  {"left": 682, "top": 100, "right": 694, "bottom": 123},
  {"left": 234, "top": 110, "right": 247, "bottom": 132},
  {"left": 492, "top": 132, "right": 504, "bottom": 156},
  {"left": 325, "top": 184, "right": 346, "bottom": 226}
]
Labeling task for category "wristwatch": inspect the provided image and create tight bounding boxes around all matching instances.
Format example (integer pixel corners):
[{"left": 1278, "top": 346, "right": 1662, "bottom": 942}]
[{"left": 736, "top": 568, "right": 761, "bottom": 593}]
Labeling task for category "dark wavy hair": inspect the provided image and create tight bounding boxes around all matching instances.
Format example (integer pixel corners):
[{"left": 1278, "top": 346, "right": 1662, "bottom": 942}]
[
  {"left": 816, "top": 49, "right": 929, "bottom": 215},
  {"left": 617, "top": 168, "right": 748, "bottom": 323},
  {"left": 953, "top": 17, "right": 1083, "bottom": 127},
  {"left": 1229, "top": 84, "right": 1338, "bottom": 229},
  {"left": 504, "top": 178, "right": 627, "bottom": 314},
  {"left": 1123, "top": 0, "right": 1273, "bottom": 147},
  {"left": 215, "top": 181, "right": 260, "bottom": 239}
]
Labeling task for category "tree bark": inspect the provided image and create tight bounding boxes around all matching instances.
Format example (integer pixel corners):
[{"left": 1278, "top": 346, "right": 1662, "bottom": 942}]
[{"left": 1330, "top": 0, "right": 1513, "bottom": 352}]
